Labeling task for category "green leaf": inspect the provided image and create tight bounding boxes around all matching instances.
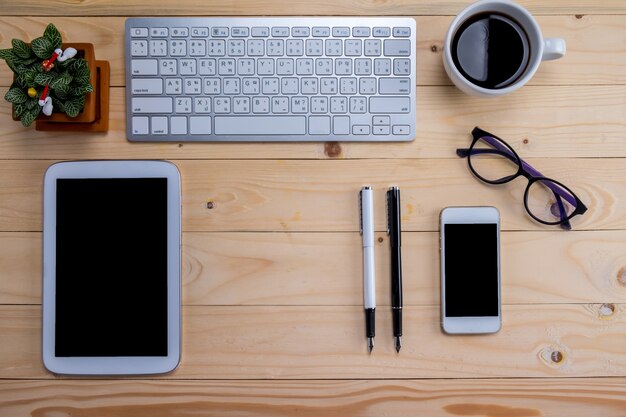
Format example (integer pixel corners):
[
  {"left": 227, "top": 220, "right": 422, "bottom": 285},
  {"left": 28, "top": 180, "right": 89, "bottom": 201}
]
[
  {"left": 43, "top": 24, "right": 63, "bottom": 50},
  {"left": 23, "top": 69, "right": 38, "bottom": 86},
  {"left": 15, "top": 73, "right": 28, "bottom": 89},
  {"left": 34, "top": 72, "right": 55, "bottom": 86},
  {"left": 0, "top": 48, "right": 16, "bottom": 62},
  {"left": 14, "top": 103, "right": 27, "bottom": 118},
  {"left": 4, "top": 87, "right": 28, "bottom": 104},
  {"left": 31, "top": 37, "right": 54, "bottom": 59},
  {"left": 11, "top": 39, "right": 32, "bottom": 59},
  {"left": 21, "top": 56, "right": 40, "bottom": 67},
  {"left": 65, "top": 58, "right": 87, "bottom": 73},
  {"left": 49, "top": 71, "right": 72, "bottom": 89},
  {"left": 26, "top": 98, "right": 39, "bottom": 109},
  {"left": 21, "top": 106, "right": 41, "bottom": 127},
  {"left": 54, "top": 98, "right": 66, "bottom": 113},
  {"left": 73, "top": 84, "right": 94, "bottom": 96},
  {"left": 54, "top": 83, "right": 69, "bottom": 100},
  {"left": 4, "top": 58, "right": 19, "bottom": 74},
  {"left": 64, "top": 98, "right": 83, "bottom": 117}
]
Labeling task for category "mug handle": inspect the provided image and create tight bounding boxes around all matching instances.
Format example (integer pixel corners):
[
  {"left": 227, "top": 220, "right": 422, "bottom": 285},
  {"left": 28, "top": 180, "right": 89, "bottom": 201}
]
[{"left": 542, "top": 38, "right": 566, "bottom": 61}]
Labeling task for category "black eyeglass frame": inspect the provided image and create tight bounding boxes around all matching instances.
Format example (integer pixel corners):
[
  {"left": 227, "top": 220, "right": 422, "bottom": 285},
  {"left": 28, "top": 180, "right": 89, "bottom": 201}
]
[{"left": 457, "top": 127, "right": 588, "bottom": 230}]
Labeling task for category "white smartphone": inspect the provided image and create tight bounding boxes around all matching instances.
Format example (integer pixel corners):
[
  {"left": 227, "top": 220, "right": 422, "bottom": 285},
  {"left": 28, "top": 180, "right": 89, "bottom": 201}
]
[{"left": 440, "top": 206, "right": 501, "bottom": 334}]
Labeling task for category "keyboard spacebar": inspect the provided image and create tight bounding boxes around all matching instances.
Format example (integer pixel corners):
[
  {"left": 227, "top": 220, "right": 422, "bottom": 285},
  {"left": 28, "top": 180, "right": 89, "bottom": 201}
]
[{"left": 215, "top": 116, "right": 306, "bottom": 135}]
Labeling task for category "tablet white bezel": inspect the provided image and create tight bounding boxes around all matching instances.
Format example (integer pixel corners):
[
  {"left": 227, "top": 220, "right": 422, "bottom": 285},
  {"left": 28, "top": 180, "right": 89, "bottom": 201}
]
[{"left": 42, "top": 160, "right": 181, "bottom": 375}]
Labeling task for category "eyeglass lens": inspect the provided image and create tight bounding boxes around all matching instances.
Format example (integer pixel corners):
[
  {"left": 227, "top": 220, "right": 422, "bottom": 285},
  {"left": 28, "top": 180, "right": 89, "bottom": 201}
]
[
  {"left": 468, "top": 136, "right": 519, "bottom": 183},
  {"left": 526, "top": 179, "right": 578, "bottom": 224}
]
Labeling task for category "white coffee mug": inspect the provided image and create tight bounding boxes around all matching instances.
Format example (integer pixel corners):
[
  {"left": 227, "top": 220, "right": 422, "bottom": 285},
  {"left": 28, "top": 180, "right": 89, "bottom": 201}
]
[{"left": 443, "top": 0, "right": 566, "bottom": 97}]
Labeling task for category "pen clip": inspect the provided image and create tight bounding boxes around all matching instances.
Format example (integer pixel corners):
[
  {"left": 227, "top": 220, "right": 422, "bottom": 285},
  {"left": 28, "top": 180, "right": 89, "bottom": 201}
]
[
  {"left": 359, "top": 189, "right": 363, "bottom": 235},
  {"left": 386, "top": 189, "right": 391, "bottom": 236}
]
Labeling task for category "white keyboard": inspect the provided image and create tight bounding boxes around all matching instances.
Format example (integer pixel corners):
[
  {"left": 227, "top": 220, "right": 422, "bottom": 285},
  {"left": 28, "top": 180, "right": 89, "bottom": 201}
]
[{"left": 125, "top": 17, "right": 416, "bottom": 142}]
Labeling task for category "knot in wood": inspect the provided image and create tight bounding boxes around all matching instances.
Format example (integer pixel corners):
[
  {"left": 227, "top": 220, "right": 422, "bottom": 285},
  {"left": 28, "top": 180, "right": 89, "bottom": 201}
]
[{"left": 324, "top": 141, "right": 342, "bottom": 158}]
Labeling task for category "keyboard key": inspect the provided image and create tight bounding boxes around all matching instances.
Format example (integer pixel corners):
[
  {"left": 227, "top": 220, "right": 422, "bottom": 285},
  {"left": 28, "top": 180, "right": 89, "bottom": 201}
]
[
  {"left": 292, "top": 27, "right": 310, "bottom": 37},
  {"left": 374, "top": 58, "right": 391, "bottom": 75},
  {"left": 190, "top": 116, "right": 212, "bottom": 134},
  {"left": 333, "top": 116, "right": 350, "bottom": 135},
  {"left": 353, "top": 27, "right": 370, "bottom": 37},
  {"left": 345, "top": 39, "right": 362, "bottom": 56},
  {"left": 171, "top": 116, "right": 187, "bottom": 134},
  {"left": 332, "top": 27, "right": 350, "bottom": 37},
  {"left": 393, "top": 58, "right": 411, "bottom": 75},
  {"left": 393, "top": 27, "right": 411, "bottom": 37},
  {"left": 384, "top": 39, "right": 411, "bottom": 56},
  {"left": 171, "top": 27, "right": 189, "bottom": 37},
  {"left": 271, "top": 27, "right": 290, "bottom": 37},
  {"left": 373, "top": 27, "right": 391, "bottom": 37},
  {"left": 251, "top": 27, "right": 270, "bottom": 37},
  {"left": 364, "top": 39, "right": 382, "bottom": 56},
  {"left": 309, "top": 116, "right": 331, "bottom": 134},
  {"left": 131, "top": 59, "right": 157, "bottom": 75},
  {"left": 369, "top": 97, "right": 410, "bottom": 113},
  {"left": 151, "top": 27, "right": 168, "bottom": 37},
  {"left": 151, "top": 116, "right": 168, "bottom": 134},
  {"left": 353, "top": 125, "right": 370, "bottom": 135},
  {"left": 150, "top": 40, "right": 167, "bottom": 56},
  {"left": 286, "top": 39, "right": 304, "bottom": 56},
  {"left": 212, "top": 27, "right": 229, "bottom": 37},
  {"left": 247, "top": 39, "right": 264, "bottom": 56},
  {"left": 379, "top": 77, "right": 411, "bottom": 94},
  {"left": 132, "top": 97, "right": 172, "bottom": 113},
  {"left": 215, "top": 116, "right": 306, "bottom": 135},
  {"left": 393, "top": 125, "right": 410, "bottom": 135},
  {"left": 191, "top": 27, "right": 209, "bottom": 37},
  {"left": 233, "top": 96, "right": 250, "bottom": 113},
  {"left": 373, "top": 116, "right": 390, "bottom": 125},
  {"left": 312, "top": 27, "right": 330, "bottom": 37},
  {"left": 132, "top": 78, "right": 162, "bottom": 95},
  {"left": 130, "top": 40, "right": 148, "bottom": 56},
  {"left": 231, "top": 27, "right": 249, "bottom": 37},
  {"left": 130, "top": 28, "right": 148, "bottom": 37},
  {"left": 373, "top": 125, "right": 390, "bottom": 135},
  {"left": 132, "top": 116, "right": 149, "bottom": 134}
]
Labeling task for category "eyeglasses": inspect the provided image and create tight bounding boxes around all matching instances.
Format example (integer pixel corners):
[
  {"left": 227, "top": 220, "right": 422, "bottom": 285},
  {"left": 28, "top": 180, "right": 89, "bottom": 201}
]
[{"left": 457, "top": 127, "right": 588, "bottom": 230}]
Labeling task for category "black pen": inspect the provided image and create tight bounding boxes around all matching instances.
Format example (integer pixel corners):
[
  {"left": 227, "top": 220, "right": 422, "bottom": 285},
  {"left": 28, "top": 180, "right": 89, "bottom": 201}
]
[{"left": 387, "top": 187, "right": 403, "bottom": 352}]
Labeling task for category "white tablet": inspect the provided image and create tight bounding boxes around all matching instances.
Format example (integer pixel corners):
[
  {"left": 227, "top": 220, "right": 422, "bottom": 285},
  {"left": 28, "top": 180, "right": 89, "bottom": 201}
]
[{"left": 42, "top": 161, "right": 181, "bottom": 375}]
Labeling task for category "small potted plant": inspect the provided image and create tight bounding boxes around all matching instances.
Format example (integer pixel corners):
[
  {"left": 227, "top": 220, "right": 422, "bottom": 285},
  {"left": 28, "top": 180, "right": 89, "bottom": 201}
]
[{"left": 0, "top": 24, "right": 98, "bottom": 128}]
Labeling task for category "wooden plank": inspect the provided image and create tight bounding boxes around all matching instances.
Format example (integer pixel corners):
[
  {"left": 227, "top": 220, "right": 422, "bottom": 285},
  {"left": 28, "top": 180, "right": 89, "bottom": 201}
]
[
  {"left": 1, "top": 378, "right": 626, "bottom": 417},
  {"left": 2, "top": 16, "right": 625, "bottom": 88},
  {"left": 3, "top": 231, "right": 626, "bottom": 306},
  {"left": 0, "top": 158, "right": 623, "bottom": 233},
  {"left": 2, "top": 0, "right": 626, "bottom": 16},
  {"left": 1, "top": 85, "right": 626, "bottom": 160},
  {"left": 1, "top": 304, "right": 625, "bottom": 379}
]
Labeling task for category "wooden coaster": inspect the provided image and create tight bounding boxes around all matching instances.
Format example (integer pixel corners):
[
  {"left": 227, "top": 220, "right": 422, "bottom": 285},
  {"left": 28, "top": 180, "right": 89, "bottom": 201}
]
[{"left": 35, "top": 60, "right": 110, "bottom": 132}]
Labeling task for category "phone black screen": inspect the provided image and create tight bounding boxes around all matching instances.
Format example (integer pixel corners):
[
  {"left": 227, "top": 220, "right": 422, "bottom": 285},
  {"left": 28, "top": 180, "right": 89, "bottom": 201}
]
[
  {"left": 55, "top": 178, "right": 168, "bottom": 357},
  {"left": 444, "top": 223, "right": 499, "bottom": 317}
]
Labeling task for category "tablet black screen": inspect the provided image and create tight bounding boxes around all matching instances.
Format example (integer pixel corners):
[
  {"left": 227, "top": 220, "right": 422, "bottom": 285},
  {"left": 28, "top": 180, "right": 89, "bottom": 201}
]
[{"left": 55, "top": 178, "right": 168, "bottom": 357}]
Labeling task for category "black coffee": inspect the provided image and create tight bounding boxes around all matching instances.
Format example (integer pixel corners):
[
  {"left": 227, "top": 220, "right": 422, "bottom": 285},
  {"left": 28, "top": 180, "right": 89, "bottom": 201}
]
[{"left": 452, "top": 12, "right": 530, "bottom": 89}]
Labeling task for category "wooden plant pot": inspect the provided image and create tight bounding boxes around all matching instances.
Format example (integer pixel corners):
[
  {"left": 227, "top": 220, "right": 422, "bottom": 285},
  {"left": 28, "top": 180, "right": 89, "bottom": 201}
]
[{"left": 12, "top": 42, "right": 109, "bottom": 131}]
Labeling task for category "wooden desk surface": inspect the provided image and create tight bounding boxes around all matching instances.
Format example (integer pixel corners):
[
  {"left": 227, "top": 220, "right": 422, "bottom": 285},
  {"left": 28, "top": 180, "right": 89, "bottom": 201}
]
[{"left": 1, "top": 1, "right": 626, "bottom": 415}]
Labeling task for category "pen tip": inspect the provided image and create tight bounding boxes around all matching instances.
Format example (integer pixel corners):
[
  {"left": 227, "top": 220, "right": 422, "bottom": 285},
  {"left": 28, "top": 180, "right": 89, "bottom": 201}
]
[
  {"left": 368, "top": 337, "right": 374, "bottom": 353},
  {"left": 395, "top": 337, "right": 402, "bottom": 353}
]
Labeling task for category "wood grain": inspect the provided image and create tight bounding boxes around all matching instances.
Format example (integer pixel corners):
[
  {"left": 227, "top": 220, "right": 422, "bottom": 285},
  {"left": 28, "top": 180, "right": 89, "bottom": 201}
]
[
  {"left": 3, "top": 230, "right": 626, "bottom": 306},
  {"left": 2, "top": 0, "right": 626, "bottom": 16},
  {"left": 1, "top": 85, "right": 625, "bottom": 160},
  {"left": 1, "top": 378, "right": 626, "bottom": 417},
  {"left": 1, "top": 304, "right": 625, "bottom": 379},
  {"left": 2, "top": 16, "right": 625, "bottom": 88},
  {"left": 0, "top": 158, "right": 623, "bottom": 233}
]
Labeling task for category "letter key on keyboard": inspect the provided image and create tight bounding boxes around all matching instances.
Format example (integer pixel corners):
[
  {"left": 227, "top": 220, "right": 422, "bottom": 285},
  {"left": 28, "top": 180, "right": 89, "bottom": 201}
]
[{"left": 126, "top": 17, "right": 416, "bottom": 142}]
